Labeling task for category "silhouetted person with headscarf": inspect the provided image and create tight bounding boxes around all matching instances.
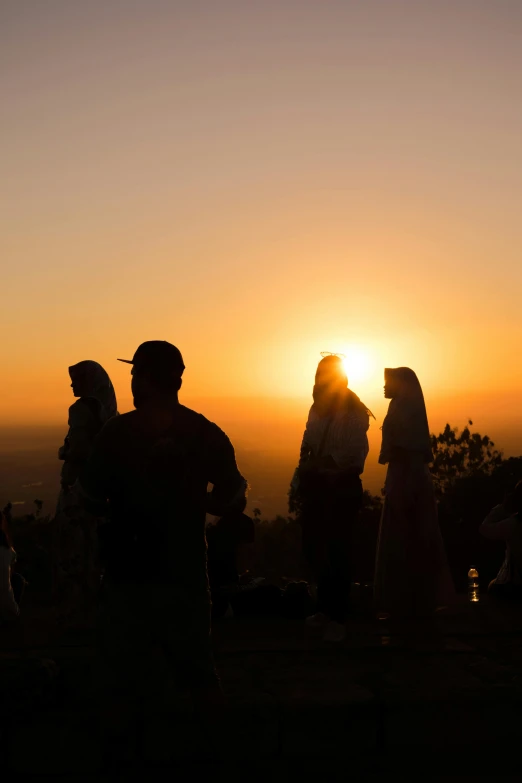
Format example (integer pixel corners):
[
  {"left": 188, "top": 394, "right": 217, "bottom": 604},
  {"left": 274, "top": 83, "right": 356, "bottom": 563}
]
[
  {"left": 57, "top": 360, "right": 118, "bottom": 515},
  {"left": 375, "top": 367, "right": 454, "bottom": 632},
  {"left": 54, "top": 361, "right": 118, "bottom": 619},
  {"left": 294, "top": 354, "right": 372, "bottom": 642},
  {"left": 79, "top": 341, "right": 247, "bottom": 768}
]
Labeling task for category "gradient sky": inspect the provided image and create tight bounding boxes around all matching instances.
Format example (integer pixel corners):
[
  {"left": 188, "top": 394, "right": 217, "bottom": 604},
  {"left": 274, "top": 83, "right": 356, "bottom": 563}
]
[{"left": 2, "top": 0, "right": 522, "bottom": 425}]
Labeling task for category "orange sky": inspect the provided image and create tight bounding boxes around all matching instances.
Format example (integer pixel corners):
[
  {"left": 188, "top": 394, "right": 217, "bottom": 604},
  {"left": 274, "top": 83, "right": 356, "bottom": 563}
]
[{"left": 2, "top": 1, "right": 522, "bottom": 428}]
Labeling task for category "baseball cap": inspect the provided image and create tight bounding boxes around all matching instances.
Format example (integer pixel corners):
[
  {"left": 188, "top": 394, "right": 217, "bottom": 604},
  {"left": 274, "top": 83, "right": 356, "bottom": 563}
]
[{"left": 118, "top": 341, "right": 185, "bottom": 375}]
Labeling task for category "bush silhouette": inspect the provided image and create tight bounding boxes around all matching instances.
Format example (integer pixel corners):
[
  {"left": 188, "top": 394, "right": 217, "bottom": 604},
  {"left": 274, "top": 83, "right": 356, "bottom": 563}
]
[{"left": 430, "top": 423, "right": 522, "bottom": 590}]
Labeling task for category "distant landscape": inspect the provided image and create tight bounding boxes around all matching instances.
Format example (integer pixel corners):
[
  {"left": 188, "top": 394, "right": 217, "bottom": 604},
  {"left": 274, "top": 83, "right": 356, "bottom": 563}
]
[
  {"left": 0, "top": 423, "right": 330, "bottom": 521},
  {"left": 2, "top": 392, "right": 522, "bottom": 520}
]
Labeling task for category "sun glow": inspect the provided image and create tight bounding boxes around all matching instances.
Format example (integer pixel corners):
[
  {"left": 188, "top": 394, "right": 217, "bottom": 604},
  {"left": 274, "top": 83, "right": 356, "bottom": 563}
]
[{"left": 342, "top": 347, "right": 374, "bottom": 385}]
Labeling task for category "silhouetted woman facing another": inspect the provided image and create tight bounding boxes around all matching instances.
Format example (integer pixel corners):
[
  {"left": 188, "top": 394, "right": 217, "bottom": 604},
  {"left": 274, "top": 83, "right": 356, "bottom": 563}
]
[
  {"left": 57, "top": 361, "right": 118, "bottom": 514},
  {"left": 374, "top": 368, "right": 453, "bottom": 629}
]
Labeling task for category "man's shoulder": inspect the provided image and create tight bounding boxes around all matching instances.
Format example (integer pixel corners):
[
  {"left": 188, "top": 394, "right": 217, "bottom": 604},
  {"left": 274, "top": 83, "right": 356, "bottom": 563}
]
[
  {"left": 178, "top": 405, "right": 228, "bottom": 440},
  {"left": 103, "top": 411, "right": 132, "bottom": 429},
  {"left": 177, "top": 404, "right": 212, "bottom": 425},
  {"left": 96, "top": 411, "right": 132, "bottom": 442}
]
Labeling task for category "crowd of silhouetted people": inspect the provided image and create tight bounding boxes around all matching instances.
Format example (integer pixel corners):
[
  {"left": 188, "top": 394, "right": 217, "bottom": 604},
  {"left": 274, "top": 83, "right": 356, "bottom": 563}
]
[{"left": 1, "top": 340, "right": 522, "bottom": 766}]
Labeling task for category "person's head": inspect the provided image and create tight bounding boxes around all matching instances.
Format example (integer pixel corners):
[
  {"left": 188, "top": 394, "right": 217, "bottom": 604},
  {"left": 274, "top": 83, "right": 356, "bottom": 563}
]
[
  {"left": 384, "top": 367, "right": 424, "bottom": 400},
  {"left": 313, "top": 354, "right": 348, "bottom": 414},
  {"left": 118, "top": 341, "right": 185, "bottom": 409},
  {"left": 69, "top": 361, "right": 112, "bottom": 399},
  {"left": 68, "top": 361, "right": 118, "bottom": 420}
]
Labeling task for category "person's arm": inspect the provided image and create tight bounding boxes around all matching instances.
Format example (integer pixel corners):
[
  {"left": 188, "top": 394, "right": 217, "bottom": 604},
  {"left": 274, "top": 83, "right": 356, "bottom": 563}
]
[
  {"left": 58, "top": 439, "right": 68, "bottom": 461},
  {"left": 206, "top": 425, "right": 247, "bottom": 516},
  {"left": 480, "top": 505, "right": 516, "bottom": 541},
  {"left": 77, "top": 419, "right": 118, "bottom": 516},
  {"left": 289, "top": 426, "right": 311, "bottom": 497}
]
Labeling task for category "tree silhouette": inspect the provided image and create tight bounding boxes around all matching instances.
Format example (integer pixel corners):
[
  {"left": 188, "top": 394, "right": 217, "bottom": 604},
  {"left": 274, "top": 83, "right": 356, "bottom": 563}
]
[{"left": 430, "top": 421, "right": 503, "bottom": 495}]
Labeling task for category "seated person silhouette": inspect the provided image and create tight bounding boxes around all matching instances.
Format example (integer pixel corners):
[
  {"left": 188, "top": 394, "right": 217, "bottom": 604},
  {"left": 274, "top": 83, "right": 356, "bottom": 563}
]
[
  {"left": 481, "top": 480, "right": 522, "bottom": 600},
  {"left": 0, "top": 511, "right": 26, "bottom": 624},
  {"left": 206, "top": 498, "right": 259, "bottom": 618}
]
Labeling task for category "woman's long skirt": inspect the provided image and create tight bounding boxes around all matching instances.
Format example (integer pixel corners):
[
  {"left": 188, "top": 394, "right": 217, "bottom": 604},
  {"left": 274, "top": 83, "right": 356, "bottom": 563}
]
[{"left": 374, "top": 461, "right": 454, "bottom": 618}]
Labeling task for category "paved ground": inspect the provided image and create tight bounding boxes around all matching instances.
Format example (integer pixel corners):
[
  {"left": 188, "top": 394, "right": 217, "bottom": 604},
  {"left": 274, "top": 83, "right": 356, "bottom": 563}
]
[{"left": 2, "top": 595, "right": 522, "bottom": 780}]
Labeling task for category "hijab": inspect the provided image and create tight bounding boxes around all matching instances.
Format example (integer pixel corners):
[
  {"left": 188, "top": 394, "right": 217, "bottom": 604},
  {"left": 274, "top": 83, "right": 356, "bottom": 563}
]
[
  {"left": 379, "top": 367, "right": 432, "bottom": 465},
  {"left": 68, "top": 361, "right": 118, "bottom": 424}
]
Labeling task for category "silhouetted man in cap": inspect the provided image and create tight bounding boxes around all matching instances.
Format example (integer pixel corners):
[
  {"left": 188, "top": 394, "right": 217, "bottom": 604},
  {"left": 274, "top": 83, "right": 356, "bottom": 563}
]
[{"left": 80, "top": 340, "right": 246, "bottom": 763}]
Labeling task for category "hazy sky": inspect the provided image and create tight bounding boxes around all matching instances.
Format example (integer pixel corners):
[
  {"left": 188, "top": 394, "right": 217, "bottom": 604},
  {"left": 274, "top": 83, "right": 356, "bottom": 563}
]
[{"left": 2, "top": 0, "right": 522, "bottom": 423}]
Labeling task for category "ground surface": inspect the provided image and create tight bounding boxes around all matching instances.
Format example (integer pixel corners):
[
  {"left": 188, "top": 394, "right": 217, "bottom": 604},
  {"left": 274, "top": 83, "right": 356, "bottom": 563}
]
[{"left": 2, "top": 595, "right": 522, "bottom": 780}]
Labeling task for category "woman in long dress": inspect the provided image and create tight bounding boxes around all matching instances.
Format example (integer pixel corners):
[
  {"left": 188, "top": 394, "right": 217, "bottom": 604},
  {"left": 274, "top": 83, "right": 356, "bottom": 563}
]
[{"left": 374, "top": 367, "right": 454, "bottom": 625}]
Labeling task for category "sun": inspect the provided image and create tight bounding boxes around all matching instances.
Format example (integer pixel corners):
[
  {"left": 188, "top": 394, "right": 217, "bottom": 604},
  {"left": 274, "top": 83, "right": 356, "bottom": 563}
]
[{"left": 341, "top": 347, "right": 373, "bottom": 384}]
